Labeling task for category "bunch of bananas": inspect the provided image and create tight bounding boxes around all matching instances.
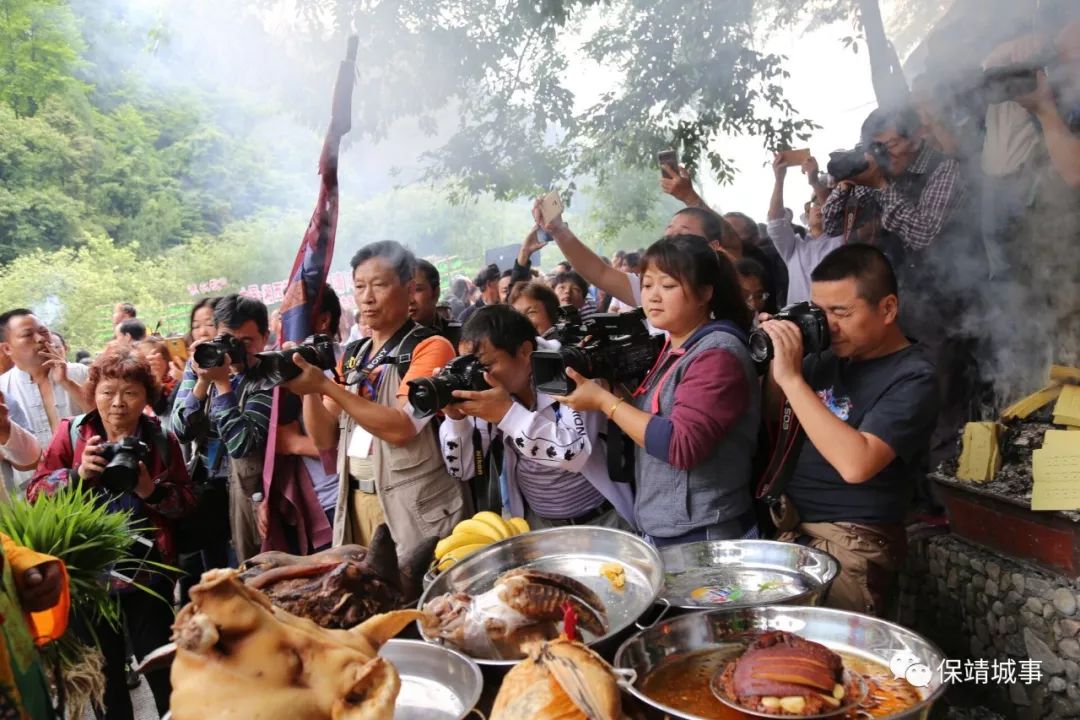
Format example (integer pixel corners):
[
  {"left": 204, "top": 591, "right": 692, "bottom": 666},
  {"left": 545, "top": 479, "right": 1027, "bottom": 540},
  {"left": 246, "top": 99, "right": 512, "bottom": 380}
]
[{"left": 433, "top": 511, "right": 530, "bottom": 572}]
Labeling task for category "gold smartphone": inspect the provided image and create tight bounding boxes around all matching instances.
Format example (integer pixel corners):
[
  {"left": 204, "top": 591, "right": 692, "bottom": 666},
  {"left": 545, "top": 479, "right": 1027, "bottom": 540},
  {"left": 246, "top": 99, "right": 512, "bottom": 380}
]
[
  {"left": 539, "top": 190, "right": 564, "bottom": 225},
  {"left": 163, "top": 336, "right": 188, "bottom": 362},
  {"left": 779, "top": 148, "right": 811, "bottom": 167}
]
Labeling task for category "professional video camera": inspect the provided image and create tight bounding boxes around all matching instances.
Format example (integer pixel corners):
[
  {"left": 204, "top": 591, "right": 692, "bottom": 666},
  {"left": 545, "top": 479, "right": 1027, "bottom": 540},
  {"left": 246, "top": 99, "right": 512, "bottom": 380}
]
[
  {"left": 532, "top": 308, "right": 664, "bottom": 395},
  {"left": 192, "top": 333, "right": 247, "bottom": 369},
  {"left": 97, "top": 437, "right": 150, "bottom": 493},
  {"left": 407, "top": 354, "right": 490, "bottom": 418},
  {"left": 826, "top": 142, "right": 892, "bottom": 182},
  {"left": 246, "top": 334, "right": 338, "bottom": 390},
  {"left": 749, "top": 302, "right": 831, "bottom": 365}
]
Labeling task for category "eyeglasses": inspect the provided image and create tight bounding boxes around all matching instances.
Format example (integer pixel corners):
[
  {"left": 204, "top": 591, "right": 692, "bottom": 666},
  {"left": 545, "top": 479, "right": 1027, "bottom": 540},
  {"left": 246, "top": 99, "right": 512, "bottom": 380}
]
[{"left": 745, "top": 291, "right": 770, "bottom": 302}]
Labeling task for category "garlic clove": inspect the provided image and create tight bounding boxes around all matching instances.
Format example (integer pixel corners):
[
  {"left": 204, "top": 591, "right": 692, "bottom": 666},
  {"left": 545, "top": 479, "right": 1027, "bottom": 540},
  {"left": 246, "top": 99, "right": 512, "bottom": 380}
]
[
  {"left": 780, "top": 696, "right": 807, "bottom": 714},
  {"left": 817, "top": 692, "right": 841, "bottom": 707},
  {"left": 833, "top": 682, "right": 845, "bottom": 700},
  {"left": 761, "top": 697, "right": 782, "bottom": 710}
]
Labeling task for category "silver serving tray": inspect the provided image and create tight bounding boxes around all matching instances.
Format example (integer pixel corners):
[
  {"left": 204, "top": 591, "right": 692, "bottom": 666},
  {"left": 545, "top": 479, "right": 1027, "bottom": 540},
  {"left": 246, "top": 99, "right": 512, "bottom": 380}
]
[
  {"left": 659, "top": 539, "right": 839, "bottom": 609},
  {"left": 379, "top": 639, "right": 482, "bottom": 720},
  {"left": 417, "top": 526, "right": 664, "bottom": 667},
  {"left": 615, "top": 605, "right": 947, "bottom": 720}
]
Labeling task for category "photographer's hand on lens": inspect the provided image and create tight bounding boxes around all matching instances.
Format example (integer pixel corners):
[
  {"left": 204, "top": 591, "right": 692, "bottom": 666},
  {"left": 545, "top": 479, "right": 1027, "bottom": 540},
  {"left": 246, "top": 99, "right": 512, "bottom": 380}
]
[
  {"left": 78, "top": 435, "right": 107, "bottom": 480},
  {"left": 852, "top": 155, "right": 888, "bottom": 189},
  {"left": 191, "top": 349, "right": 232, "bottom": 385},
  {"left": 551, "top": 367, "right": 613, "bottom": 414},
  {"left": 451, "top": 373, "right": 514, "bottom": 424},
  {"left": 17, "top": 561, "right": 64, "bottom": 613},
  {"left": 761, "top": 320, "right": 806, "bottom": 388},
  {"left": 282, "top": 354, "right": 330, "bottom": 397},
  {"left": 134, "top": 461, "right": 156, "bottom": 499},
  {"left": 1016, "top": 70, "right": 1055, "bottom": 114}
]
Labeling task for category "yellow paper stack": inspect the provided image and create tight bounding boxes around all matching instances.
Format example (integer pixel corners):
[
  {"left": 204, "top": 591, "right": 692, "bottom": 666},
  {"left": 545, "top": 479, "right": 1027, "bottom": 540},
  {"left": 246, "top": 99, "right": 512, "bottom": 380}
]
[
  {"left": 956, "top": 422, "right": 1002, "bottom": 483},
  {"left": 1031, "top": 430, "right": 1080, "bottom": 511},
  {"left": 1052, "top": 385, "right": 1080, "bottom": 429}
]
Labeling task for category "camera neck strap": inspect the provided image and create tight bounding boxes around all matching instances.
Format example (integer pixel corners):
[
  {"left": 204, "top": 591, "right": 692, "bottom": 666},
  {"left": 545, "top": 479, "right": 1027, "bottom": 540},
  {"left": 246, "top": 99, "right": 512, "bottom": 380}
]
[
  {"left": 343, "top": 320, "right": 419, "bottom": 387},
  {"left": 754, "top": 393, "right": 805, "bottom": 506},
  {"left": 755, "top": 352, "right": 822, "bottom": 506},
  {"left": 633, "top": 321, "right": 749, "bottom": 413}
]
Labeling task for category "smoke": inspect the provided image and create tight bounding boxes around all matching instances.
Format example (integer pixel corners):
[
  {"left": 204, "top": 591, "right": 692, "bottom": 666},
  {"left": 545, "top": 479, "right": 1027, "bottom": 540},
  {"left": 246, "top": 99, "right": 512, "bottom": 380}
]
[
  {"left": 73, "top": 0, "right": 457, "bottom": 243},
  {"left": 901, "top": 0, "right": 1080, "bottom": 408}
]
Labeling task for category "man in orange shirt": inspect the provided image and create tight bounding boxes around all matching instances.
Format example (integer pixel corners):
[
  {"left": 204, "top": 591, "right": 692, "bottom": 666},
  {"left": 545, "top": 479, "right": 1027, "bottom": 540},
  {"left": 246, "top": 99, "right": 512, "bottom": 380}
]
[{"left": 287, "top": 241, "right": 471, "bottom": 553}]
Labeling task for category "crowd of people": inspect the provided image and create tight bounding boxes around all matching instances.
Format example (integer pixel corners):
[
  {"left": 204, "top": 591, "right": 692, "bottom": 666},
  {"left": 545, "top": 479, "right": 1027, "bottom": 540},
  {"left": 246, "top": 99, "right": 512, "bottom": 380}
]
[{"left": 0, "top": 15, "right": 1076, "bottom": 720}]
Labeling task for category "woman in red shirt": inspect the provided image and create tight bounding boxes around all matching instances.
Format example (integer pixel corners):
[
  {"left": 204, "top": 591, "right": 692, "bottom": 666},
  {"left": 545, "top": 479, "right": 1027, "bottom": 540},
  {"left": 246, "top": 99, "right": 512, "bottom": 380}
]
[{"left": 28, "top": 344, "right": 194, "bottom": 720}]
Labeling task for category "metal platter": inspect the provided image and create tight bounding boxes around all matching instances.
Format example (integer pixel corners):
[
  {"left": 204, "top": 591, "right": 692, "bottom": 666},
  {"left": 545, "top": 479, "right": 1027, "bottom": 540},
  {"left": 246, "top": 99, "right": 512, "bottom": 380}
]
[
  {"left": 417, "top": 526, "right": 664, "bottom": 667},
  {"left": 659, "top": 540, "right": 839, "bottom": 609},
  {"left": 615, "top": 605, "right": 947, "bottom": 720},
  {"left": 379, "top": 639, "right": 483, "bottom": 720}
]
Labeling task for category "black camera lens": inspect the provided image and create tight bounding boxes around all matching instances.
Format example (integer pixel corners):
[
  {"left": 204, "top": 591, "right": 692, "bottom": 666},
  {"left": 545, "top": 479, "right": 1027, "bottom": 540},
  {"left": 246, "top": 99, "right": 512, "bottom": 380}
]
[
  {"left": 98, "top": 438, "right": 149, "bottom": 494},
  {"left": 246, "top": 335, "right": 338, "bottom": 390},
  {"left": 406, "top": 354, "right": 489, "bottom": 418},
  {"left": 826, "top": 147, "right": 870, "bottom": 182},
  {"left": 192, "top": 343, "right": 226, "bottom": 368},
  {"left": 407, "top": 377, "right": 454, "bottom": 419},
  {"left": 748, "top": 330, "right": 773, "bottom": 364}
]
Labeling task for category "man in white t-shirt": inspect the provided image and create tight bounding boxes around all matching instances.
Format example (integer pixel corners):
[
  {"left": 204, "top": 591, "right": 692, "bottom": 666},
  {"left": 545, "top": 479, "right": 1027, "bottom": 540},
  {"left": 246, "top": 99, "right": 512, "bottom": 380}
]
[
  {"left": 766, "top": 154, "right": 844, "bottom": 305},
  {"left": 0, "top": 390, "right": 40, "bottom": 499},
  {"left": 0, "top": 308, "right": 90, "bottom": 486}
]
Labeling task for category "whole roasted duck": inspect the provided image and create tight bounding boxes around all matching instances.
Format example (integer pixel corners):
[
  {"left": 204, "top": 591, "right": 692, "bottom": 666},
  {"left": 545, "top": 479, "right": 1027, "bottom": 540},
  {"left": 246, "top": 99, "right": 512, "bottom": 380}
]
[
  {"left": 170, "top": 568, "right": 422, "bottom": 720},
  {"left": 239, "top": 524, "right": 436, "bottom": 629},
  {"left": 421, "top": 568, "right": 608, "bottom": 659}
]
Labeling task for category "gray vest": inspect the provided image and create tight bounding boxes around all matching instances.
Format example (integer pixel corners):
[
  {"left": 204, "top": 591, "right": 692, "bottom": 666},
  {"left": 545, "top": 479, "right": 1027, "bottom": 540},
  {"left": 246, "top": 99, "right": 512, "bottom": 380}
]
[{"left": 633, "top": 327, "right": 759, "bottom": 537}]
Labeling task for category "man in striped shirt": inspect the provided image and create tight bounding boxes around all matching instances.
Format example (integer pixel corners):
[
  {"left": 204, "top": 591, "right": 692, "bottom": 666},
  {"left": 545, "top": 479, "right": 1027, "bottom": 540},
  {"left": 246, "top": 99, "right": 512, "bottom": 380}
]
[{"left": 172, "top": 294, "right": 272, "bottom": 562}]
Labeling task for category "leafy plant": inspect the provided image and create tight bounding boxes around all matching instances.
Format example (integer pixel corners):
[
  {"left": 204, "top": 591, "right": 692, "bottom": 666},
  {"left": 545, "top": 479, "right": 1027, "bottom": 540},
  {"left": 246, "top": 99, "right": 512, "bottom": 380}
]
[{"left": 0, "top": 481, "right": 176, "bottom": 714}]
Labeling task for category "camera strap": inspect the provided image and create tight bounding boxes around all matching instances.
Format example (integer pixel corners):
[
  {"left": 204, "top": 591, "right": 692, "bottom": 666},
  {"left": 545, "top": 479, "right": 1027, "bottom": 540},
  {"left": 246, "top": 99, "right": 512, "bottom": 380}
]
[
  {"left": 342, "top": 321, "right": 420, "bottom": 387},
  {"left": 754, "top": 394, "right": 805, "bottom": 507},
  {"left": 633, "top": 321, "right": 749, "bottom": 414}
]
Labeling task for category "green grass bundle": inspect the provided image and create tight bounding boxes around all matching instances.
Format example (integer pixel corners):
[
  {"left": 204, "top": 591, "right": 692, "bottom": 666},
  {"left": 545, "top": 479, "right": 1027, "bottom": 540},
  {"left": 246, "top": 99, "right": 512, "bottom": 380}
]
[{"left": 0, "top": 481, "right": 176, "bottom": 715}]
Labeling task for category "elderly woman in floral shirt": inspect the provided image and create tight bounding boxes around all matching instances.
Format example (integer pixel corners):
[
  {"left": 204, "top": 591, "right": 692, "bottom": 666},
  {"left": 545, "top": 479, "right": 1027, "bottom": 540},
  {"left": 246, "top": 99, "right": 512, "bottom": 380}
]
[{"left": 28, "top": 344, "right": 194, "bottom": 720}]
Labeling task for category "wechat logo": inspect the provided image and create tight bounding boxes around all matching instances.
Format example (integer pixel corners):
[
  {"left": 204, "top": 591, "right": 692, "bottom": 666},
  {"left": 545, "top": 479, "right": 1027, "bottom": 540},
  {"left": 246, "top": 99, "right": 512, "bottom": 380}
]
[{"left": 890, "top": 650, "right": 933, "bottom": 688}]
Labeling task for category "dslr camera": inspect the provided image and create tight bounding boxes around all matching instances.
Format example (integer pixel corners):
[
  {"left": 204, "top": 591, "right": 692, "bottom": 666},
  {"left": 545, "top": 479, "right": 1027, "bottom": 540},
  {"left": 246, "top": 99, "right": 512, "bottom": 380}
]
[
  {"left": 192, "top": 333, "right": 248, "bottom": 369},
  {"left": 407, "top": 354, "right": 490, "bottom": 418},
  {"left": 826, "top": 142, "right": 891, "bottom": 182},
  {"left": 532, "top": 308, "right": 664, "bottom": 395},
  {"left": 97, "top": 437, "right": 150, "bottom": 493},
  {"left": 247, "top": 334, "right": 337, "bottom": 390},
  {"left": 749, "top": 302, "right": 831, "bottom": 365}
]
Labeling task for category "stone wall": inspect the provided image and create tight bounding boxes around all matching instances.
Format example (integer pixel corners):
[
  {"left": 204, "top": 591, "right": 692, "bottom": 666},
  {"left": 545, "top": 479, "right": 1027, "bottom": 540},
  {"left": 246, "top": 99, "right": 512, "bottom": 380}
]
[{"left": 899, "top": 534, "right": 1080, "bottom": 720}]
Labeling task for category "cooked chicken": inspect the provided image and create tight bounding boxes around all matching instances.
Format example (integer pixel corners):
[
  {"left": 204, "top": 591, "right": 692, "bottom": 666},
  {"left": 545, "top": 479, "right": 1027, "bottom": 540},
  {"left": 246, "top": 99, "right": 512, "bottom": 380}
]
[{"left": 490, "top": 638, "right": 625, "bottom": 720}]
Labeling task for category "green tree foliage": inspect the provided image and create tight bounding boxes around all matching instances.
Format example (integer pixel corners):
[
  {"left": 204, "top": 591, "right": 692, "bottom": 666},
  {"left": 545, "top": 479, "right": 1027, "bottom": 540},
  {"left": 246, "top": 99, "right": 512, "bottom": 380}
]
[
  {"left": 0, "top": 0, "right": 292, "bottom": 264},
  {"left": 270, "top": 0, "right": 867, "bottom": 198}
]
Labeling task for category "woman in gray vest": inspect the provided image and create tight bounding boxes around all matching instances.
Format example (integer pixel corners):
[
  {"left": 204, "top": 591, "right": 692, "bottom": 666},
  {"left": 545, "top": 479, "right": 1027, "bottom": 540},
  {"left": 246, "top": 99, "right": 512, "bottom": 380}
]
[{"left": 555, "top": 235, "right": 760, "bottom": 546}]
